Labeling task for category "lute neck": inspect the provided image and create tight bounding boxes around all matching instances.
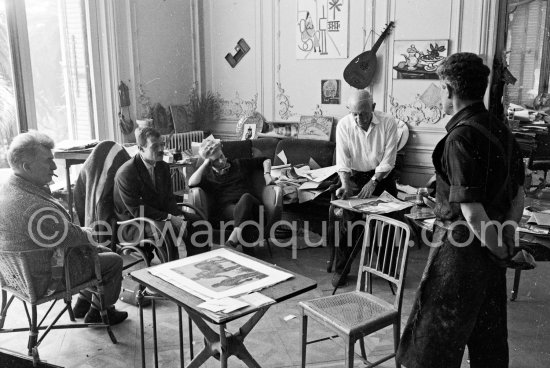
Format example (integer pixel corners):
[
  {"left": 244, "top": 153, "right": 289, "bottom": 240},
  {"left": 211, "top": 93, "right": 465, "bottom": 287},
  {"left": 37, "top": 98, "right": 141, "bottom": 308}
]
[{"left": 370, "top": 22, "right": 394, "bottom": 53}]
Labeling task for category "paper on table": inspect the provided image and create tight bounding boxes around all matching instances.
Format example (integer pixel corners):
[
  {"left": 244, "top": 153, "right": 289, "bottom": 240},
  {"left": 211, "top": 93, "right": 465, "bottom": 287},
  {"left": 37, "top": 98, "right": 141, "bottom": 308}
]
[
  {"left": 56, "top": 139, "right": 98, "bottom": 151},
  {"left": 331, "top": 191, "right": 413, "bottom": 214},
  {"left": 396, "top": 183, "right": 419, "bottom": 195},
  {"left": 272, "top": 164, "right": 291, "bottom": 169},
  {"left": 308, "top": 158, "right": 321, "bottom": 170},
  {"left": 197, "top": 297, "right": 249, "bottom": 313},
  {"left": 277, "top": 150, "right": 288, "bottom": 164},
  {"left": 294, "top": 165, "right": 311, "bottom": 177},
  {"left": 302, "top": 165, "right": 339, "bottom": 182},
  {"left": 239, "top": 292, "right": 275, "bottom": 308},
  {"left": 271, "top": 164, "right": 291, "bottom": 179},
  {"left": 527, "top": 212, "right": 550, "bottom": 227},
  {"left": 298, "top": 181, "right": 321, "bottom": 190}
]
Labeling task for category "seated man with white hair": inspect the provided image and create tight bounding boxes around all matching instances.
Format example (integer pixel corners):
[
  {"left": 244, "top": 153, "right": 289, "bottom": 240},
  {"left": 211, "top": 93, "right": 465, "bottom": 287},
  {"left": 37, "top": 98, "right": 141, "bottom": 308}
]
[
  {"left": 188, "top": 138, "right": 274, "bottom": 255},
  {"left": 0, "top": 130, "right": 128, "bottom": 325},
  {"left": 332, "top": 89, "right": 399, "bottom": 287}
]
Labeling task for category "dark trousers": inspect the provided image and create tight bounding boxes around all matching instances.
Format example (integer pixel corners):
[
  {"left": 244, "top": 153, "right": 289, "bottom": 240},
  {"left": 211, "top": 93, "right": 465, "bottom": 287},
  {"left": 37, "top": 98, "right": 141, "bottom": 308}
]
[
  {"left": 220, "top": 193, "right": 261, "bottom": 244},
  {"left": 79, "top": 246, "right": 123, "bottom": 307},
  {"left": 397, "top": 230, "right": 508, "bottom": 368},
  {"left": 334, "top": 170, "right": 397, "bottom": 274}
]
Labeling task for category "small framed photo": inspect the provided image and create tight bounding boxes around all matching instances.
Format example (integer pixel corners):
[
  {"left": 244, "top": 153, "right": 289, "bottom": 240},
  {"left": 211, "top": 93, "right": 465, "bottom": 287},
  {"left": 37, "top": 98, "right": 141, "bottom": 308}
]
[
  {"left": 321, "top": 79, "right": 341, "bottom": 104},
  {"left": 241, "top": 123, "right": 257, "bottom": 140}
]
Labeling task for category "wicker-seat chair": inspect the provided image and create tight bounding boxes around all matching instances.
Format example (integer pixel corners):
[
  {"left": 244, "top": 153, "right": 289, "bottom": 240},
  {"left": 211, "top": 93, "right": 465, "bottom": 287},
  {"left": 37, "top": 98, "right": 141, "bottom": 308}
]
[
  {"left": 299, "top": 214, "right": 410, "bottom": 368},
  {"left": 0, "top": 245, "right": 116, "bottom": 366}
]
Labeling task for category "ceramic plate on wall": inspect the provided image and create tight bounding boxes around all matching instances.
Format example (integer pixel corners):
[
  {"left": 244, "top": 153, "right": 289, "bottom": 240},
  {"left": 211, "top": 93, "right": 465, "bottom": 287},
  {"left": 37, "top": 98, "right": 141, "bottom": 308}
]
[{"left": 235, "top": 113, "right": 265, "bottom": 139}]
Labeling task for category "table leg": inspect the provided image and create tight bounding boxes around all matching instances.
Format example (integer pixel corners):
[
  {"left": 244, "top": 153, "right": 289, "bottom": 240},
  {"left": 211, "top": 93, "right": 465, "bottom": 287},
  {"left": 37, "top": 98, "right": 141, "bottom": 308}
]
[
  {"left": 65, "top": 164, "right": 73, "bottom": 222},
  {"left": 152, "top": 299, "right": 158, "bottom": 368},
  {"left": 510, "top": 269, "right": 522, "bottom": 301},
  {"left": 182, "top": 306, "right": 269, "bottom": 368},
  {"left": 188, "top": 316, "right": 194, "bottom": 359},
  {"left": 138, "top": 290, "right": 146, "bottom": 368},
  {"left": 219, "top": 325, "right": 229, "bottom": 368},
  {"left": 178, "top": 307, "right": 185, "bottom": 367}
]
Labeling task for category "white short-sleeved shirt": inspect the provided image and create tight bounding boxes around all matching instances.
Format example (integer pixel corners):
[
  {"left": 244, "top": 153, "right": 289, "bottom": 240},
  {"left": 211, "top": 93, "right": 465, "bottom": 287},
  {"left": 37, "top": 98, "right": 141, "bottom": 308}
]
[{"left": 335, "top": 111, "right": 398, "bottom": 174}]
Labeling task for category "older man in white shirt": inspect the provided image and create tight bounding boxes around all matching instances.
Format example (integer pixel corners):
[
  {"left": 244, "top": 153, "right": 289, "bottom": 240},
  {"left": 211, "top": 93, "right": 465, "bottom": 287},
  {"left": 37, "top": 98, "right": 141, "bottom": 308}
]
[{"left": 332, "top": 89, "right": 398, "bottom": 286}]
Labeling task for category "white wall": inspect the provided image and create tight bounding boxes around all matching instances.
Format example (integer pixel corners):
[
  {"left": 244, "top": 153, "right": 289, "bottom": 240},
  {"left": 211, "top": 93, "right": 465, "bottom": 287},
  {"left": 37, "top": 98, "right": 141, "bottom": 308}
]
[
  {"left": 198, "top": 0, "right": 500, "bottom": 186},
  {"left": 115, "top": 0, "right": 196, "bottom": 141},
  {"left": 111, "top": 0, "right": 499, "bottom": 185}
]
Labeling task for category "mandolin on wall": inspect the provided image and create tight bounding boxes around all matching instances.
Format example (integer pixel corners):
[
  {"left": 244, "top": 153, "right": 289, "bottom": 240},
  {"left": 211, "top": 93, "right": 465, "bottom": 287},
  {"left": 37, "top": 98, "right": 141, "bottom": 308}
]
[{"left": 343, "top": 22, "right": 395, "bottom": 89}]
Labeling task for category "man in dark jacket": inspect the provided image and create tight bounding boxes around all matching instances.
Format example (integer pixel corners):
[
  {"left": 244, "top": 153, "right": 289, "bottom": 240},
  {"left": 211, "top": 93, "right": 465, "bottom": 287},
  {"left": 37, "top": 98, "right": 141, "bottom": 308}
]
[
  {"left": 114, "top": 127, "right": 207, "bottom": 260},
  {"left": 397, "top": 53, "right": 525, "bottom": 368}
]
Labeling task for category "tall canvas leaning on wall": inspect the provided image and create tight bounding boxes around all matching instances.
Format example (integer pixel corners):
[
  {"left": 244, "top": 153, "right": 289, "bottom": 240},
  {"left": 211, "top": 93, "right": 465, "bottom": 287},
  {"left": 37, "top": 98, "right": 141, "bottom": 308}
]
[{"left": 296, "top": 0, "right": 349, "bottom": 59}]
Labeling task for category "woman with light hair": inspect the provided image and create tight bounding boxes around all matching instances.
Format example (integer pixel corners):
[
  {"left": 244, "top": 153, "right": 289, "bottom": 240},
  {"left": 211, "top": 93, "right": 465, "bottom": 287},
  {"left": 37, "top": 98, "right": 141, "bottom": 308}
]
[{"left": 188, "top": 139, "right": 274, "bottom": 254}]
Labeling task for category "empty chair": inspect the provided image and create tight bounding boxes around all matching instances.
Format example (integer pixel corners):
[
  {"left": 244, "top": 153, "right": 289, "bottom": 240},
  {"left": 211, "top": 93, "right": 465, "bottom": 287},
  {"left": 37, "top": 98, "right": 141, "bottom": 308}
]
[{"left": 299, "top": 214, "right": 410, "bottom": 368}]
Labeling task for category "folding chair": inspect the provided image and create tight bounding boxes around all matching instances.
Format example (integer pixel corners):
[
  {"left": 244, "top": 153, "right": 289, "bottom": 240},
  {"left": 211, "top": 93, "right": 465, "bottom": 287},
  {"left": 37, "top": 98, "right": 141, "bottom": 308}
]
[{"left": 300, "top": 214, "right": 410, "bottom": 368}]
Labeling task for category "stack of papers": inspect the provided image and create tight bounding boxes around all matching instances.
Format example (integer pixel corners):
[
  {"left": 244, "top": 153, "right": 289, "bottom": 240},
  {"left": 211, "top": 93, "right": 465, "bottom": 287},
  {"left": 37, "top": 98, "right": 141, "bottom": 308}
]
[
  {"left": 197, "top": 292, "right": 275, "bottom": 314},
  {"left": 527, "top": 212, "right": 550, "bottom": 227},
  {"left": 56, "top": 140, "right": 98, "bottom": 151},
  {"left": 331, "top": 191, "right": 414, "bottom": 214}
]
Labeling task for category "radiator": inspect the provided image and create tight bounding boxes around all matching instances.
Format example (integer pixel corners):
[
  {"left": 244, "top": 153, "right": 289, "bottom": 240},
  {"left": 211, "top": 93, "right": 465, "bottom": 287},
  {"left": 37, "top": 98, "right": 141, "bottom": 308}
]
[
  {"left": 163, "top": 131, "right": 204, "bottom": 194},
  {"left": 163, "top": 130, "right": 204, "bottom": 151}
]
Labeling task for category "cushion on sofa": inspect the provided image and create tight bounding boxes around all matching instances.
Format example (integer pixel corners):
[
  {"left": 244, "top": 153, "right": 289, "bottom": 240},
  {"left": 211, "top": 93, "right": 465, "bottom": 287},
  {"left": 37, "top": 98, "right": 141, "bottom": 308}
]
[
  {"left": 273, "top": 138, "right": 335, "bottom": 167},
  {"left": 222, "top": 140, "right": 253, "bottom": 160}
]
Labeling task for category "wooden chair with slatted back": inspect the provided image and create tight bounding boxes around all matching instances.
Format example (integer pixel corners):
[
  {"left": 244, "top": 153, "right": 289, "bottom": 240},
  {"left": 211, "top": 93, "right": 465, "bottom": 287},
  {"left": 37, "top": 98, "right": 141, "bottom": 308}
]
[{"left": 299, "top": 214, "right": 411, "bottom": 368}]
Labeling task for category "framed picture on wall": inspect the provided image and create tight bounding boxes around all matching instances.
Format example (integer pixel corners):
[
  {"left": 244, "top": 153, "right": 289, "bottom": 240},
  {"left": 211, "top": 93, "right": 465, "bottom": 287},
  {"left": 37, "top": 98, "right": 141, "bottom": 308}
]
[
  {"left": 321, "top": 79, "right": 341, "bottom": 104},
  {"left": 296, "top": 0, "right": 349, "bottom": 59},
  {"left": 393, "top": 40, "right": 449, "bottom": 80},
  {"left": 241, "top": 123, "right": 257, "bottom": 140}
]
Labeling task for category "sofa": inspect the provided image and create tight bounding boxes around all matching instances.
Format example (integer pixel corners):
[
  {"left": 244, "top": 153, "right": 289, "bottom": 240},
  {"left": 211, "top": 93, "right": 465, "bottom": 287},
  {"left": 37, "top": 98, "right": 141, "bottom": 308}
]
[{"left": 220, "top": 138, "right": 337, "bottom": 236}]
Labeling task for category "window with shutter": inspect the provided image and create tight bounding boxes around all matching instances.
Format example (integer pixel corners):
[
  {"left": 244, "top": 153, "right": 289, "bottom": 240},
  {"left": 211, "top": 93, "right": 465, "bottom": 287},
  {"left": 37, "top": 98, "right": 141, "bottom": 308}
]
[
  {"left": 505, "top": 0, "right": 550, "bottom": 107},
  {"left": 25, "top": 0, "right": 94, "bottom": 143}
]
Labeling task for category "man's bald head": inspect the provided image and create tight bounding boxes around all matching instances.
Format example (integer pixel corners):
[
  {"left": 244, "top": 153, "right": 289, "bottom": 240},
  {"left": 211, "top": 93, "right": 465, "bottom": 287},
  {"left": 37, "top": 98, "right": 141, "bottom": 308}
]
[
  {"left": 347, "top": 89, "right": 374, "bottom": 113},
  {"left": 347, "top": 89, "right": 375, "bottom": 131}
]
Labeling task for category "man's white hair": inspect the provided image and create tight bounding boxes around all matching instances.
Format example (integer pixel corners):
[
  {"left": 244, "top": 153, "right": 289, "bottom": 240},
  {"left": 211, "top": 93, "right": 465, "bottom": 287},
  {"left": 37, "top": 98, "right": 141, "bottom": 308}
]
[{"left": 7, "top": 130, "right": 55, "bottom": 170}]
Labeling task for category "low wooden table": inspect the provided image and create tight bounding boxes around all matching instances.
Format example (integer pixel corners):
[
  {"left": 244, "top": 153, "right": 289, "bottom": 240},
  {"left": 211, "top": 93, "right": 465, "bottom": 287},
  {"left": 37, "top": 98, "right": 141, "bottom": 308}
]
[{"left": 130, "top": 249, "right": 317, "bottom": 368}]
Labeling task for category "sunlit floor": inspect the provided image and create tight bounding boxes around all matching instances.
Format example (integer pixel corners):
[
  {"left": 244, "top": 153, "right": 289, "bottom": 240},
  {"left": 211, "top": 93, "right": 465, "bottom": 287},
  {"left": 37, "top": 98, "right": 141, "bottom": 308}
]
[{"left": 0, "top": 238, "right": 549, "bottom": 368}]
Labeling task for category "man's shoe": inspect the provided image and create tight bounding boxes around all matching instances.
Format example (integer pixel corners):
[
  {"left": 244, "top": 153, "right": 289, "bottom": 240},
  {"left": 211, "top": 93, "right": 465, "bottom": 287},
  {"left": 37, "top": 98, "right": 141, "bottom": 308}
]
[
  {"left": 84, "top": 307, "right": 128, "bottom": 326},
  {"left": 72, "top": 298, "right": 91, "bottom": 318},
  {"left": 331, "top": 273, "right": 348, "bottom": 288}
]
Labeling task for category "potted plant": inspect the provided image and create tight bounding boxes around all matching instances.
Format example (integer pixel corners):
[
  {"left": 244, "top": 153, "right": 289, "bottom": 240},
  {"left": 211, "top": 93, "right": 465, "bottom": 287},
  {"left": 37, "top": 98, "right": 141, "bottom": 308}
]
[{"left": 186, "top": 84, "right": 222, "bottom": 134}]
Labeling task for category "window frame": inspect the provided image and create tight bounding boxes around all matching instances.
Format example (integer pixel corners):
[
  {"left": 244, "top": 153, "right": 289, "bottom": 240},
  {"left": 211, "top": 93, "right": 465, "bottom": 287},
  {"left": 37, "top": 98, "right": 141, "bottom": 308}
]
[{"left": 3, "top": 0, "right": 121, "bottom": 141}]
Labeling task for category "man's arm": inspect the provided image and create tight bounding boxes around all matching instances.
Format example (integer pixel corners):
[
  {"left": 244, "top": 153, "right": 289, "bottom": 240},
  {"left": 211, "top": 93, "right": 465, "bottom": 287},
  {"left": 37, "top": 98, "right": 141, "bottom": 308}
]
[{"left": 461, "top": 202, "right": 510, "bottom": 259}]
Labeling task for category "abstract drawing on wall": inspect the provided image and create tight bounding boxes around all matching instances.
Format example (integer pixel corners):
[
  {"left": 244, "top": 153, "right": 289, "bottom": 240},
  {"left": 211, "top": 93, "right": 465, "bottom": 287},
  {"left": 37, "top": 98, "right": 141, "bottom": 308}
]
[
  {"left": 296, "top": 0, "right": 349, "bottom": 59},
  {"left": 321, "top": 79, "right": 341, "bottom": 104},
  {"left": 298, "top": 115, "right": 334, "bottom": 141},
  {"left": 393, "top": 40, "right": 448, "bottom": 79}
]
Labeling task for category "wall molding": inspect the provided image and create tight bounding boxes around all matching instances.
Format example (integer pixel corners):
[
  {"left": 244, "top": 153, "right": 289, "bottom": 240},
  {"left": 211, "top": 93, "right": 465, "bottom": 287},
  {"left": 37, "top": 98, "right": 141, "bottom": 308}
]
[
  {"left": 389, "top": 95, "right": 444, "bottom": 126},
  {"left": 190, "top": 0, "right": 204, "bottom": 94},
  {"left": 220, "top": 92, "right": 258, "bottom": 121}
]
